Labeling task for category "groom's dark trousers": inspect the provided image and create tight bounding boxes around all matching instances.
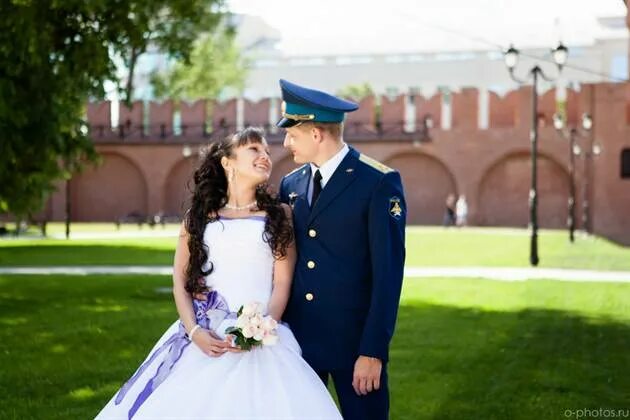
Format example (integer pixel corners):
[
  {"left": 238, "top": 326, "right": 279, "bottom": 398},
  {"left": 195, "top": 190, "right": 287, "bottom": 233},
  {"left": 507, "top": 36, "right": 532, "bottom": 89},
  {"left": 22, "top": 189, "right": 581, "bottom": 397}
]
[{"left": 316, "top": 367, "right": 389, "bottom": 420}]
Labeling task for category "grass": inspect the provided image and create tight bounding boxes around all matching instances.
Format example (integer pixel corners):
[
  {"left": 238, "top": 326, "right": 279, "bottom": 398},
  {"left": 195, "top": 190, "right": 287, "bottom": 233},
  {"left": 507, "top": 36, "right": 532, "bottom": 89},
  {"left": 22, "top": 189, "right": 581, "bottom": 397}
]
[
  {"left": 0, "top": 238, "right": 177, "bottom": 266},
  {"left": 405, "top": 227, "right": 630, "bottom": 270},
  {"left": 0, "top": 274, "right": 629, "bottom": 419},
  {"left": 1, "top": 222, "right": 181, "bottom": 235},
  {"left": 392, "top": 278, "right": 630, "bottom": 419},
  {"left": 2, "top": 226, "right": 630, "bottom": 270}
]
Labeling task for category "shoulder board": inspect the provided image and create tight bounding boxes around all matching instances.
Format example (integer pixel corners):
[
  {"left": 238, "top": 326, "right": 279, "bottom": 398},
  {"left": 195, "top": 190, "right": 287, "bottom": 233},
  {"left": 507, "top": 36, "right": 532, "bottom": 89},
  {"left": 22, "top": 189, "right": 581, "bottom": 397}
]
[
  {"left": 358, "top": 154, "right": 393, "bottom": 174},
  {"left": 285, "top": 164, "right": 309, "bottom": 177}
]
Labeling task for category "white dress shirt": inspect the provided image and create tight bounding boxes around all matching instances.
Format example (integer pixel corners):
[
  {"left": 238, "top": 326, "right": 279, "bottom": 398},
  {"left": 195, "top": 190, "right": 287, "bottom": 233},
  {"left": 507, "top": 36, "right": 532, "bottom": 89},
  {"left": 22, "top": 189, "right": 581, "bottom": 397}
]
[{"left": 308, "top": 143, "right": 350, "bottom": 205}]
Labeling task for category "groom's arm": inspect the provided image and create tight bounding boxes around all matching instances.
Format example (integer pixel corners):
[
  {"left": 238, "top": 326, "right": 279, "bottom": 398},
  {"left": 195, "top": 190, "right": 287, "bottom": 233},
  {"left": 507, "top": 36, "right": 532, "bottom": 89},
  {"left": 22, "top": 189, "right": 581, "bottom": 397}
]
[
  {"left": 278, "top": 176, "right": 288, "bottom": 204},
  {"left": 359, "top": 171, "right": 407, "bottom": 361}
]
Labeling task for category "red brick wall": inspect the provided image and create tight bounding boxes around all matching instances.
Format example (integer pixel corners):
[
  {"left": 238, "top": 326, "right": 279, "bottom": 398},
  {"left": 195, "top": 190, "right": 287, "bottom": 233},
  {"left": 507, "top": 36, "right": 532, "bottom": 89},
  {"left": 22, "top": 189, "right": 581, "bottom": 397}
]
[
  {"left": 415, "top": 93, "right": 441, "bottom": 129},
  {"left": 38, "top": 83, "right": 630, "bottom": 245},
  {"left": 489, "top": 91, "right": 517, "bottom": 127},
  {"left": 345, "top": 96, "right": 376, "bottom": 135},
  {"left": 451, "top": 88, "right": 478, "bottom": 130},
  {"left": 180, "top": 100, "right": 207, "bottom": 137},
  {"left": 244, "top": 98, "right": 271, "bottom": 128}
]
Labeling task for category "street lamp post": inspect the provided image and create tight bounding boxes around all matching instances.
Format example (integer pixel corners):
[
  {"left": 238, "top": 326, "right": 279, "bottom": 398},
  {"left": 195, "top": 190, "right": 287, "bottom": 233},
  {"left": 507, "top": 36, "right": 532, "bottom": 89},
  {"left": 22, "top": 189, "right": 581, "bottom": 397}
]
[
  {"left": 553, "top": 113, "right": 599, "bottom": 239},
  {"left": 582, "top": 146, "right": 602, "bottom": 234},
  {"left": 553, "top": 113, "right": 593, "bottom": 242},
  {"left": 567, "top": 128, "right": 577, "bottom": 242},
  {"left": 65, "top": 178, "right": 71, "bottom": 239},
  {"left": 575, "top": 141, "right": 601, "bottom": 235},
  {"left": 504, "top": 43, "right": 568, "bottom": 266}
]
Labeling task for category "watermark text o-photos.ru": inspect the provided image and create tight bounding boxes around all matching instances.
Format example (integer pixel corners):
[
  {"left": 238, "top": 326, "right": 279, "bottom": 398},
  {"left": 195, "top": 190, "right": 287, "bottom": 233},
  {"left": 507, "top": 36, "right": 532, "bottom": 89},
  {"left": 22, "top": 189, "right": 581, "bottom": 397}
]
[{"left": 564, "top": 408, "right": 629, "bottom": 419}]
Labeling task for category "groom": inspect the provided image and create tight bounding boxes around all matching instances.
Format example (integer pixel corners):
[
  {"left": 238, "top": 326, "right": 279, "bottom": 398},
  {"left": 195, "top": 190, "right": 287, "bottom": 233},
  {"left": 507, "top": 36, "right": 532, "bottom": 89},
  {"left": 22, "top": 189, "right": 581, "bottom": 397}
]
[{"left": 277, "top": 79, "right": 406, "bottom": 420}]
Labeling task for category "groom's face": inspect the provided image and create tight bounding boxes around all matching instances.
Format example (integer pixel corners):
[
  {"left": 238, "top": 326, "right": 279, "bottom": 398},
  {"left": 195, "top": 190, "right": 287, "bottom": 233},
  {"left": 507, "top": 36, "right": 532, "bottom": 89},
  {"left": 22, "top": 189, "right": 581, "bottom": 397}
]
[{"left": 283, "top": 124, "right": 320, "bottom": 164}]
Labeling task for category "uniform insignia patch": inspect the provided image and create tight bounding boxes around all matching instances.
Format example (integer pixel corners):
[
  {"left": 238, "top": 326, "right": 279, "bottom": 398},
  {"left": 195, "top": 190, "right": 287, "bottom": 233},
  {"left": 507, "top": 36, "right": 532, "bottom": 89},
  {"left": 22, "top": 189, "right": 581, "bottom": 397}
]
[
  {"left": 288, "top": 192, "right": 298, "bottom": 208},
  {"left": 389, "top": 197, "right": 403, "bottom": 219}
]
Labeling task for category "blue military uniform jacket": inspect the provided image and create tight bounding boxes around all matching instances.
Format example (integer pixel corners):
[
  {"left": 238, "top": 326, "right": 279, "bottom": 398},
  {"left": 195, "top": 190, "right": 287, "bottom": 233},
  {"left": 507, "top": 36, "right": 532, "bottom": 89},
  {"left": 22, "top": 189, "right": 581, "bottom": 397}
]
[{"left": 279, "top": 146, "right": 406, "bottom": 370}]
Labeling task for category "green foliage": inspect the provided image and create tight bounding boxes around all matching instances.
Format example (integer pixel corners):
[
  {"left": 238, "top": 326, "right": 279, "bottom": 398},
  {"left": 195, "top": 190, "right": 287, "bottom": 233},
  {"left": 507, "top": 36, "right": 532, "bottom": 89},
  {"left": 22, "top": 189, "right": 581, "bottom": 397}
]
[
  {"left": 224, "top": 326, "right": 256, "bottom": 351},
  {"left": 151, "top": 27, "right": 247, "bottom": 101},
  {"left": 336, "top": 82, "right": 374, "bottom": 101},
  {"left": 0, "top": 0, "right": 226, "bottom": 219}
]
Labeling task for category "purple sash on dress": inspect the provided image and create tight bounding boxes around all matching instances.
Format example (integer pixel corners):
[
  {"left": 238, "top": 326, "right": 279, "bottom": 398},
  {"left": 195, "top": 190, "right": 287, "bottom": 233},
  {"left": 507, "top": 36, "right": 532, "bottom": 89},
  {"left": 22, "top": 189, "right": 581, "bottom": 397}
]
[{"left": 114, "top": 291, "right": 230, "bottom": 419}]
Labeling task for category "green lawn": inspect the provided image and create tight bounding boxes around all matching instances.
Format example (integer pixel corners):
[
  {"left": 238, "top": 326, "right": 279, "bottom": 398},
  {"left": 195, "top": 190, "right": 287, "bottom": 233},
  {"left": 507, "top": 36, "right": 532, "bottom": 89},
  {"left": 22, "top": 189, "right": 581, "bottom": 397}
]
[
  {"left": 405, "top": 227, "right": 630, "bottom": 270},
  {"left": 2, "top": 226, "right": 630, "bottom": 270},
  {"left": 0, "top": 275, "right": 628, "bottom": 419},
  {"left": 1, "top": 222, "right": 181, "bottom": 235},
  {"left": 0, "top": 238, "right": 177, "bottom": 266}
]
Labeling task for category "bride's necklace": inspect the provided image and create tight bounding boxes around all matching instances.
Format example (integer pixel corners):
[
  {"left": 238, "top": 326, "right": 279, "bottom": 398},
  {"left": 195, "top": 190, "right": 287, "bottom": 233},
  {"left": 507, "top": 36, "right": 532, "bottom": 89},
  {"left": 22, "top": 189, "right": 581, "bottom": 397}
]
[{"left": 224, "top": 200, "right": 257, "bottom": 211}]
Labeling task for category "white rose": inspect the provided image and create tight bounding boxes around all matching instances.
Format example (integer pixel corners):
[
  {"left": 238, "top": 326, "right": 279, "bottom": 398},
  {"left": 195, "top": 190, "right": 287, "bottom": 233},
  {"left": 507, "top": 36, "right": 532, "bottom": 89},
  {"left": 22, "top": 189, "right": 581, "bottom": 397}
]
[
  {"left": 249, "top": 314, "right": 263, "bottom": 327},
  {"left": 253, "top": 326, "right": 264, "bottom": 341},
  {"left": 242, "top": 303, "right": 257, "bottom": 316},
  {"left": 262, "top": 316, "right": 277, "bottom": 332},
  {"left": 262, "top": 333, "right": 279, "bottom": 346},
  {"left": 235, "top": 315, "right": 248, "bottom": 329},
  {"left": 242, "top": 325, "right": 255, "bottom": 338}
]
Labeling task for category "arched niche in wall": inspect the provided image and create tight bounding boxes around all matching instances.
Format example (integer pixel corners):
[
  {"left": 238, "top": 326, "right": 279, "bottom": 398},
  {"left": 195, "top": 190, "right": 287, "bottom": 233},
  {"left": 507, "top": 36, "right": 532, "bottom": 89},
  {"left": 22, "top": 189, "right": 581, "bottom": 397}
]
[
  {"left": 384, "top": 152, "right": 458, "bottom": 225},
  {"left": 164, "top": 156, "right": 200, "bottom": 216},
  {"left": 478, "top": 152, "right": 569, "bottom": 228},
  {"left": 71, "top": 152, "right": 148, "bottom": 221}
]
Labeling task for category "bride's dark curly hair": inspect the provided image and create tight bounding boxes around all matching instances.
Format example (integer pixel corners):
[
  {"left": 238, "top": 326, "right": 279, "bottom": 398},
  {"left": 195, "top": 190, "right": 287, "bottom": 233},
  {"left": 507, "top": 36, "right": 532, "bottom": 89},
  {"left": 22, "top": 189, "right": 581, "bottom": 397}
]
[{"left": 184, "top": 127, "right": 293, "bottom": 295}]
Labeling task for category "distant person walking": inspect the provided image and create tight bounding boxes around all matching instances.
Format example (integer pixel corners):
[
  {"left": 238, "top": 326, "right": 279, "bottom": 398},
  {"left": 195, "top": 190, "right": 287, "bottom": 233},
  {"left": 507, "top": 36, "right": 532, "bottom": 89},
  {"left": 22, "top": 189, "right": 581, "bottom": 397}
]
[
  {"left": 456, "top": 195, "right": 468, "bottom": 227},
  {"left": 443, "top": 193, "right": 456, "bottom": 227}
]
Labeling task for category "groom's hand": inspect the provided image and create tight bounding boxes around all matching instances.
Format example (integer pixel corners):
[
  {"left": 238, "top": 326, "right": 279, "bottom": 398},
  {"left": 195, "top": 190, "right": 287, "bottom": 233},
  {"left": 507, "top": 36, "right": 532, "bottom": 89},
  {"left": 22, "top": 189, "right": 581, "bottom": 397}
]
[{"left": 352, "top": 356, "right": 382, "bottom": 396}]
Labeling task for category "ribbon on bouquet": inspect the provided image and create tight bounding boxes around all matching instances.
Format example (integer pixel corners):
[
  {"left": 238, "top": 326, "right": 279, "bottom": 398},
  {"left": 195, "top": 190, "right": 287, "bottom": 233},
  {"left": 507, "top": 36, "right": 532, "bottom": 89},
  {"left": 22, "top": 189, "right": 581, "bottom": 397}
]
[{"left": 115, "top": 291, "right": 231, "bottom": 419}]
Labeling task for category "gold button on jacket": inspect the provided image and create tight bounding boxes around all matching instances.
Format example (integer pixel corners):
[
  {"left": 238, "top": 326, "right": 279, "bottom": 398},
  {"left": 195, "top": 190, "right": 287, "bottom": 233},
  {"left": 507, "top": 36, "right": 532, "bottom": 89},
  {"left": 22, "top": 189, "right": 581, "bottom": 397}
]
[
  {"left": 308, "top": 229, "right": 317, "bottom": 238},
  {"left": 305, "top": 293, "right": 314, "bottom": 301},
  {"left": 307, "top": 260, "right": 316, "bottom": 269}
]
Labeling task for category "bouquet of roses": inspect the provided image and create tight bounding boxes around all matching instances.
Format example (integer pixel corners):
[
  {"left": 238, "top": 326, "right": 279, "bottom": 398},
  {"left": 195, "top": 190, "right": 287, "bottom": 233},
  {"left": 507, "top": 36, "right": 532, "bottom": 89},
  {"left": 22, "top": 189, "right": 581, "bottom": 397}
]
[{"left": 224, "top": 302, "right": 279, "bottom": 350}]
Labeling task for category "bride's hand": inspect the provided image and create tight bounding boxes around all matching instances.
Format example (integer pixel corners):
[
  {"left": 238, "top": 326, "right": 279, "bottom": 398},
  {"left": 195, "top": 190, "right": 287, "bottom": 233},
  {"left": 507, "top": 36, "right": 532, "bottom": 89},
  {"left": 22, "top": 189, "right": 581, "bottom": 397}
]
[
  {"left": 192, "top": 328, "right": 237, "bottom": 357},
  {"left": 224, "top": 334, "right": 246, "bottom": 353}
]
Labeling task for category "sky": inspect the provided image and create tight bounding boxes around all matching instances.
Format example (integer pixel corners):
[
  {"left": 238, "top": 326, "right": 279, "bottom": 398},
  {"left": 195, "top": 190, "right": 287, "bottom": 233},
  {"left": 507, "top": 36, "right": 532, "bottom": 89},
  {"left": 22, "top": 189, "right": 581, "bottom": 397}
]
[{"left": 227, "top": 0, "right": 628, "bottom": 56}]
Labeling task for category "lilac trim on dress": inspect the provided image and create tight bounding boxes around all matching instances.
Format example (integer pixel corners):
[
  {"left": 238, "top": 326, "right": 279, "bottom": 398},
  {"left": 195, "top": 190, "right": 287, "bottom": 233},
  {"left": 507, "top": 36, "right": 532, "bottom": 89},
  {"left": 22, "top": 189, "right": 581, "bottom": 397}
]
[{"left": 115, "top": 291, "right": 231, "bottom": 419}]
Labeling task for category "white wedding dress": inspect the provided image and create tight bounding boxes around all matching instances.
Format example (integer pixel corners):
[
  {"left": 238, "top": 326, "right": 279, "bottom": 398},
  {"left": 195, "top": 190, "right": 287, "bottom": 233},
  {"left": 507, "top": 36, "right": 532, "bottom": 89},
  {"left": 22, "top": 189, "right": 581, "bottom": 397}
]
[{"left": 95, "top": 216, "right": 342, "bottom": 420}]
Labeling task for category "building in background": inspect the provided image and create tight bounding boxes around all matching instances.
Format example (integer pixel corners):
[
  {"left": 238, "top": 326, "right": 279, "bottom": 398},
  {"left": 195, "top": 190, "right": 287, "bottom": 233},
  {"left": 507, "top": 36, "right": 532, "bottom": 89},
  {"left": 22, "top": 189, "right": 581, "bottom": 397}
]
[{"left": 127, "top": 14, "right": 628, "bottom": 101}]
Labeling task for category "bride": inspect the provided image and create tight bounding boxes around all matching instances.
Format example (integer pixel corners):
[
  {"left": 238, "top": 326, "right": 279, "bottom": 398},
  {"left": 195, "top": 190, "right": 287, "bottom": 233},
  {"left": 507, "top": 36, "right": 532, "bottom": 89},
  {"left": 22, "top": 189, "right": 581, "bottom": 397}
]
[{"left": 95, "top": 127, "right": 342, "bottom": 419}]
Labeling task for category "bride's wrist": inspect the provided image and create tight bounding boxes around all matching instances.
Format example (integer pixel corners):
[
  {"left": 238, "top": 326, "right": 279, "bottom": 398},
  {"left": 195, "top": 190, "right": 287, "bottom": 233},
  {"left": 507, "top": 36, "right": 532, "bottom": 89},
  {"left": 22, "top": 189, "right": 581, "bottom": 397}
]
[{"left": 188, "top": 324, "right": 201, "bottom": 341}]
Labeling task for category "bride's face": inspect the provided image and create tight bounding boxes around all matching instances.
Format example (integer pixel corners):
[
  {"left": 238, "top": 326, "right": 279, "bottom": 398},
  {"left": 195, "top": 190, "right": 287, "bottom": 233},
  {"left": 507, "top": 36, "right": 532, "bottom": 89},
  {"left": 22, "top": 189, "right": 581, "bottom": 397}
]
[{"left": 227, "top": 140, "right": 272, "bottom": 185}]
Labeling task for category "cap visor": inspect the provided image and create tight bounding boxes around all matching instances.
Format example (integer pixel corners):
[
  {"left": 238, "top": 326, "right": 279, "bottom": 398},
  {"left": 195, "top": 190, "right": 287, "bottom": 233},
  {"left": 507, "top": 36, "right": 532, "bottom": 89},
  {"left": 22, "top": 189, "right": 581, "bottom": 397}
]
[{"left": 276, "top": 117, "right": 301, "bottom": 128}]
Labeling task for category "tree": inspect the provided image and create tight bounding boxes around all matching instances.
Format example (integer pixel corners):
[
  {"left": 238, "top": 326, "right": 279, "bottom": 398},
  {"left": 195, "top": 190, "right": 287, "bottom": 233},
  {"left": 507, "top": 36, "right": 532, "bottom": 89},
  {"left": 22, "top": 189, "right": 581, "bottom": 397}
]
[
  {"left": 151, "top": 26, "right": 247, "bottom": 101},
  {"left": 0, "top": 0, "right": 227, "bottom": 220},
  {"left": 336, "top": 83, "right": 375, "bottom": 102}
]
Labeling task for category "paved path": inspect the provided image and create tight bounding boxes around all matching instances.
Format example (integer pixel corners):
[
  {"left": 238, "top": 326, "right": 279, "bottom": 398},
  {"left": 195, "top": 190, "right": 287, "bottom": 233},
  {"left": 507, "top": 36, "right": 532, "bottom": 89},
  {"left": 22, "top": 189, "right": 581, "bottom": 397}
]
[{"left": 1, "top": 266, "right": 629, "bottom": 283}]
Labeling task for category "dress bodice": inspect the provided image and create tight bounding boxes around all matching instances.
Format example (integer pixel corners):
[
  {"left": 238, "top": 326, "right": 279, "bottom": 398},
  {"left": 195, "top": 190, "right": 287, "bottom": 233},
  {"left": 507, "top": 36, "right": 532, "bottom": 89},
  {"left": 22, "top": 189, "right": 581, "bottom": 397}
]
[{"left": 202, "top": 216, "right": 273, "bottom": 312}]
